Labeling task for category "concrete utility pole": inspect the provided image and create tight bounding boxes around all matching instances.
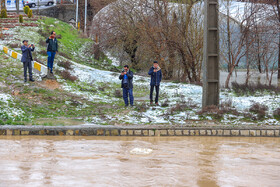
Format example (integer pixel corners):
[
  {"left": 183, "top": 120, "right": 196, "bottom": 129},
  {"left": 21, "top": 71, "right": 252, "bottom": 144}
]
[
  {"left": 202, "top": 0, "right": 220, "bottom": 107},
  {"left": 76, "top": 0, "right": 78, "bottom": 28},
  {"left": 84, "top": 0, "right": 87, "bottom": 34}
]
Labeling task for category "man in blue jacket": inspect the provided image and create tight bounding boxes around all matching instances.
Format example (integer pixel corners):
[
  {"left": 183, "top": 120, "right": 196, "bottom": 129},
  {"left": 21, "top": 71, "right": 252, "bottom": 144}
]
[
  {"left": 148, "top": 61, "right": 162, "bottom": 105},
  {"left": 21, "top": 40, "right": 35, "bottom": 82},
  {"left": 119, "top": 65, "right": 134, "bottom": 107},
  {"left": 46, "top": 31, "right": 58, "bottom": 75}
]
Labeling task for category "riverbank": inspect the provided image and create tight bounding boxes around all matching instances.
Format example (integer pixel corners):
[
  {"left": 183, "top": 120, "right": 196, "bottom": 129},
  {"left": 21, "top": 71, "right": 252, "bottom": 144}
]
[{"left": 0, "top": 125, "right": 279, "bottom": 137}]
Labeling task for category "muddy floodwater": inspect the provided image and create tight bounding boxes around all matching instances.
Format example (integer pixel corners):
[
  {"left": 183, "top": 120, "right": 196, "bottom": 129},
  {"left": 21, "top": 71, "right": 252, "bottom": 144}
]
[{"left": 0, "top": 137, "right": 279, "bottom": 187}]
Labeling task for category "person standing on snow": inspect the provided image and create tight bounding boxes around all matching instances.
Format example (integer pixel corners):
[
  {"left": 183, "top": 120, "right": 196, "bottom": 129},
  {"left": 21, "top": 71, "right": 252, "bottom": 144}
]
[
  {"left": 119, "top": 65, "right": 134, "bottom": 107},
  {"left": 148, "top": 61, "right": 162, "bottom": 106}
]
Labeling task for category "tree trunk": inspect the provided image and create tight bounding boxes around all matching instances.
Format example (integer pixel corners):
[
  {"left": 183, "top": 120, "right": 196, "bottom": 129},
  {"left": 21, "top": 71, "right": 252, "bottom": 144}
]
[
  {"left": 227, "top": 0, "right": 232, "bottom": 73},
  {"left": 225, "top": 66, "right": 235, "bottom": 88}
]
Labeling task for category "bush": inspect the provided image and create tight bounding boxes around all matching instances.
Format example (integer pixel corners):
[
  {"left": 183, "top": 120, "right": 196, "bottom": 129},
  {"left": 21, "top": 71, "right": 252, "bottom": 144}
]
[
  {"left": 135, "top": 103, "right": 149, "bottom": 112},
  {"left": 273, "top": 108, "right": 280, "bottom": 120},
  {"left": 8, "top": 43, "right": 20, "bottom": 48},
  {"left": 23, "top": 6, "right": 30, "bottom": 14},
  {"left": 0, "top": 9, "right": 7, "bottom": 18},
  {"left": 19, "top": 15, "right": 23, "bottom": 23},
  {"left": 249, "top": 103, "right": 268, "bottom": 120},
  {"left": 197, "top": 104, "right": 239, "bottom": 120},
  {"left": 114, "top": 90, "right": 122, "bottom": 98},
  {"left": 38, "top": 38, "right": 46, "bottom": 47},
  {"left": 58, "top": 51, "right": 71, "bottom": 59},
  {"left": 60, "top": 70, "right": 77, "bottom": 82},
  {"left": 57, "top": 60, "right": 72, "bottom": 70},
  {"left": 161, "top": 99, "right": 169, "bottom": 107},
  {"left": 27, "top": 9, "right": 33, "bottom": 18},
  {"left": 231, "top": 82, "right": 280, "bottom": 96}
]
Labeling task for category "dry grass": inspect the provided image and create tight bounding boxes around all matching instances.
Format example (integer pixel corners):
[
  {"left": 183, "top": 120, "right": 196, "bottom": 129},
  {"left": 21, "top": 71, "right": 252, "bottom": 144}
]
[
  {"left": 231, "top": 82, "right": 280, "bottom": 95},
  {"left": 60, "top": 70, "right": 77, "bottom": 82},
  {"left": 57, "top": 60, "right": 72, "bottom": 70},
  {"left": 249, "top": 102, "right": 268, "bottom": 119}
]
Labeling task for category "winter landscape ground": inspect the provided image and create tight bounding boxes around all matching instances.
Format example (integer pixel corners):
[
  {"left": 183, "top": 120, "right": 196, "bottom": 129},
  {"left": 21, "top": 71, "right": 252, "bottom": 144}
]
[{"left": 1, "top": 14, "right": 280, "bottom": 127}]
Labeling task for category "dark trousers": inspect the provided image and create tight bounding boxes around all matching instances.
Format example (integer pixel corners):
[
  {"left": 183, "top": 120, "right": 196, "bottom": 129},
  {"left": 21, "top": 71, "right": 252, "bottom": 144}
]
[
  {"left": 150, "top": 85, "right": 160, "bottom": 103},
  {"left": 47, "top": 51, "right": 56, "bottom": 73},
  {"left": 23, "top": 60, "right": 32, "bottom": 80},
  {"left": 123, "top": 88, "right": 134, "bottom": 106}
]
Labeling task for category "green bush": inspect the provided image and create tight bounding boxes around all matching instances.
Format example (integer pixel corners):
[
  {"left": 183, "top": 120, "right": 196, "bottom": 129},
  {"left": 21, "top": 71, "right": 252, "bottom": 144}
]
[
  {"left": 23, "top": 6, "right": 30, "bottom": 15},
  {"left": 0, "top": 9, "right": 7, "bottom": 18},
  {"left": 19, "top": 15, "right": 23, "bottom": 23},
  {"left": 27, "top": 9, "right": 33, "bottom": 18}
]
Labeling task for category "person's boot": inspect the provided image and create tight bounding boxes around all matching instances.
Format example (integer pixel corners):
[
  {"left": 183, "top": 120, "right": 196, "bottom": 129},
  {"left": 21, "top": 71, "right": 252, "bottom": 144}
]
[
  {"left": 150, "top": 101, "right": 153, "bottom": 105},
  {"left": 24, "top": 78, "right": 27, "bottom": 83},
  {"left": 155, "top": 102, "right": 159, "bottom": 106},
  {"left": 29, "top": 78, "right": 35, "bottom": 82}
]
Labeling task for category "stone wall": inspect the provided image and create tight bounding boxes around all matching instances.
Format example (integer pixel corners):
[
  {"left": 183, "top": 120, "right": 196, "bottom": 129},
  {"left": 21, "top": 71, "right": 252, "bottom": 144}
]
[
  {"left": 0, "top": 126, "right": 280, "bottom": 137},
  {"left": 38, "top": 4, "right": 76, "bottom": 23}
]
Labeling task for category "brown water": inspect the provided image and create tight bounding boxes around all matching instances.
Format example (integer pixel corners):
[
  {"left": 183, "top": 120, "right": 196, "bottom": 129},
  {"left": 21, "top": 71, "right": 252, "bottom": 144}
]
[{"left": 0, "top": 136, "right": 279, "bottom": 187}]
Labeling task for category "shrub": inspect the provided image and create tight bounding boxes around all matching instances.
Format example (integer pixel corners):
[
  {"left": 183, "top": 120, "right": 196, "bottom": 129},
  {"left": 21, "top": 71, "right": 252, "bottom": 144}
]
[
  {"left": 57, "top": 60, "right": 72, "bottom": 70},
  {"left": 8, "top": 43, "right": 20, "bottom": 48},
  {"left": 114, "top": 90, "right": 122, "bottom": 98},
  {"left": 27, "top": 9, "right": 33, "bottom": 18},
  {"left": 161, "top": 99, "right": 169, "bottom": 107},
  {"left": 273, "top": 108, "right": 280, "bottom": 120},
  {"left": 0, "top": 9, "right": 7, "bottom": 18},
  {"left": 38, "top": 38, "right": 46, "bottom": 47},
  {"left": 19, "top": 15, "right": 23, "bottom": 23},
  {"left": 23, "top": 6, "right": 30, "bottom": 14},
  {"left": 249, "top": 103, "right": 268, "bottom": 120},
  {"left": 197, "top": 104, "right": 239, "bottom": 120},
  {"left": 58, "top": 51, "right": 71, "bottom": 59},
  {"left": 60, "top": 70, "right": 77, "bottom": 82},
  {"left": 231, "top": 82, "right": 280, "bottom": 96},
  {"left": 135, "top": 103, "right": 149, "bottom": 112}
]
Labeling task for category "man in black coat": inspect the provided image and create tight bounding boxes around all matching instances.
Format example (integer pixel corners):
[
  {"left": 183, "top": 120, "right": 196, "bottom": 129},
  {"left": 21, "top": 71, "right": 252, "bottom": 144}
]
[
  {"left": 119, "top": 65, "right": 134, "bottom": 107},
  {"left": 21, "top": 40, "right": 35, "bottom": 82},
  {"left": 148, "top": 61, "right": 162, "bottom": 105}
]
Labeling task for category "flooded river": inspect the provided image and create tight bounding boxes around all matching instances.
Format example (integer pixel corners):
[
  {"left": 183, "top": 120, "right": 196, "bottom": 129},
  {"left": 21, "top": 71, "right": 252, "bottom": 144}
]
[{"left": 0, "top": 136, "right": 279, "bottom": 187}]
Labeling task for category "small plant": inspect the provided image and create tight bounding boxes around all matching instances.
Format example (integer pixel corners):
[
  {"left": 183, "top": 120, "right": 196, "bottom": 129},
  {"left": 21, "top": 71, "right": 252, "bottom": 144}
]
[
  {"left": 114, "top": 90, "right": 122, "bottom": 98},
  {"left": 23, "top": 6, "right": 30, "bottom": 14},
  {"left": 161, "top": 99, "right": 169, "bottom": 107},
  {"left": 19, "top": 15, "right": 23, "bottom": 23},
  {"left": 57, "top": 60, "right": 72, "bottom": 70},
  {"left": 0, "top": 9, "right": 7, "bottom": 18},
  {"left": 273, "top": 108, "right": 280, "bottom": 120},
  {"left": 58, "top": 51, "right": 71, "bottom": 59},
  {"left": 60, "top": 70, "right": 77, "bottom": 82},
  {"left": 249, "top": 102, "right": 268, "bottom": 120},
  {"left": 27, "top": 9, "right": 33, "bottom": 18},
  {"left": 135, "top": 103, "right": 149, "bottom": 112}
]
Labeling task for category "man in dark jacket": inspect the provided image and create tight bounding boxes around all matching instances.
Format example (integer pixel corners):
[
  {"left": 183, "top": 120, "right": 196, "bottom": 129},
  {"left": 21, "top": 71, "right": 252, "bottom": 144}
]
[
  {"left": 119, "top": 65, "right": 134, "bottom": 107},
  {"left": 46, "top": 31, "right": 58, "bottom": 75},
  {"left": 148, "top": 61, "right": 162, "bottom": 105},
  {"left": 21, "top": 40, "right": 35, "bottom": 82}
]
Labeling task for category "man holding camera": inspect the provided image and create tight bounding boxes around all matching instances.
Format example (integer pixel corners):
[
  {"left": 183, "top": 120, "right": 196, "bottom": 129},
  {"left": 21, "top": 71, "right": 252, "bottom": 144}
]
[
  {"left": 119, "top": 65, "right": 134, "bottom": 107},
  {"left": 46, "top": 31, "right": 58, "bottom": 76},
  {"left": 21, "top": 40, "right": 35, "bottom": 83},
  {"left": 148, "top": 61, "right": 162, "bottom": 105}
]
